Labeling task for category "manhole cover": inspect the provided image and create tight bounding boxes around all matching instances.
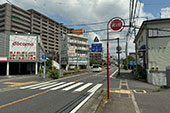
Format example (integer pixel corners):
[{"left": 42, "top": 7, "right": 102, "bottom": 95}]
[{"left": 121, "top": 85, "right": 127, "bottom": 89}]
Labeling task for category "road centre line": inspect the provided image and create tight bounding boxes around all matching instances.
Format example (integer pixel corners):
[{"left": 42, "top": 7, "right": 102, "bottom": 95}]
[{"left": 0, "top": 90, "right": 48, "bottom": 109}]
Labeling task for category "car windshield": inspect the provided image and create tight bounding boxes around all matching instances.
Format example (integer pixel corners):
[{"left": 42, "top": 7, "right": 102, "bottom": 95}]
[{"left": 93, "top": 65, "right": 99, "bottom": 68}]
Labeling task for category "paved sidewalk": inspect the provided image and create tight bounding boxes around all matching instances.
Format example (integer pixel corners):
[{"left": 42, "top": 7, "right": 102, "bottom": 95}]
[{"left": 101, "top": 69, "right": 170, "bottom": 113}]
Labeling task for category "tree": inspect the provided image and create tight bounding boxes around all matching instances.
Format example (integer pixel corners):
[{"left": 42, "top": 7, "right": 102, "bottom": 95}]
[{"left": 90, "top": 58, "right": 102, "bottom": 66}]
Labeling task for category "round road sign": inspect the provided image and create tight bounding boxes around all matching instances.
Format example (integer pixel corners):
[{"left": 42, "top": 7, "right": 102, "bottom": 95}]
[{"left": 110, "top": 17, "right": 125, "bottom": 32}]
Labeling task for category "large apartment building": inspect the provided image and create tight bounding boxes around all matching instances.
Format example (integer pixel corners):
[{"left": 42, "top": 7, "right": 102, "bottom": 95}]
[{"left": 0, "top": 3, "right": 73, "bottom": 55}]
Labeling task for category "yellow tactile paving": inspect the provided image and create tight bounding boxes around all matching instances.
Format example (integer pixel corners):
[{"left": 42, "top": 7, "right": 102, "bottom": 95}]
[
  {"left": 3, "top": 81, "right": 38, "bottom": 87},
  {"left": 110, "top": 89, "right": 131, "bottom": 94}
]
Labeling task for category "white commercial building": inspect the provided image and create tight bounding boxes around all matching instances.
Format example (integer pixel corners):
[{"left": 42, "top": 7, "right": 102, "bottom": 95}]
[
  {"left": 61, "top": 34, "right": 89, "bottom": 70},
  {"left": 134, "top": 18, "right": 170, "bottom": 86}
]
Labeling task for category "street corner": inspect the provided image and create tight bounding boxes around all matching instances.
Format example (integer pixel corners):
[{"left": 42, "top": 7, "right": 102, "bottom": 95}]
[{"left": 3, "top": 81, "right": 38, "bottom": 87}]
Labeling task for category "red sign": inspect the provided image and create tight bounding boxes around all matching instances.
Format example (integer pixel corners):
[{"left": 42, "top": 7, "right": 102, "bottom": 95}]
[
  {"left": 110, "top": 17, "right": 125, "bottom": 32},
  {"left": 0, "top": 57, "right": 8, "bottom": 62}
]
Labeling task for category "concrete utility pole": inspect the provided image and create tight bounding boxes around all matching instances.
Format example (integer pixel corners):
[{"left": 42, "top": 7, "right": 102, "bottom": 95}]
[{"left": 117, "top": 38, "right": 121, "bottom": 76}]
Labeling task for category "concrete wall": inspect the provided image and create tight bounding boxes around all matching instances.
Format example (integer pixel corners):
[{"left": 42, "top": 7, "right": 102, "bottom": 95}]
[
  {"left": 147, "top": 71, "right": 166, "bottom": 86},
  {"left": 148, "top": 37, "right": 170, "bottom": 71}
]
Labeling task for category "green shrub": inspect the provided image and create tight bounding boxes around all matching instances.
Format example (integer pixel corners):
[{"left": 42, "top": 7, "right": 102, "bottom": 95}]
[
  {"left": 49, "top": 69, "right": 59, "bottom": 79},
  {"left": 133, "top": 65, "right": 146, "bottom": 79}
]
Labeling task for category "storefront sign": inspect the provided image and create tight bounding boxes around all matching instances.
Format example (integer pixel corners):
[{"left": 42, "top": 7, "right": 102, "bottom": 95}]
[{"left": 9, "top": 35, "right": 37, "bottom": 61}]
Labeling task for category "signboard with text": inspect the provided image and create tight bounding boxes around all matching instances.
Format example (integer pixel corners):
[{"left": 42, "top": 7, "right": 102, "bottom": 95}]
[
  {"left": 91, "top": 43, "right": 102, "bottom": 52},
  {"left": 9, "top": 35, "right": 37, "bottom": 61}
]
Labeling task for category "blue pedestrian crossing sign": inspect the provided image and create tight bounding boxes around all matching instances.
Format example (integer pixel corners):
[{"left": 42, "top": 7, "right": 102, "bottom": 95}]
[{"left": 94, "top": 36, "right": 99, "bottom": 42}]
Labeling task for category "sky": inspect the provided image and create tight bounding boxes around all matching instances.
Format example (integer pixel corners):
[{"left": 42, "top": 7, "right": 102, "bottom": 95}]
[{"left": 1, "top": 0, "right": 170, "bottom": 58}]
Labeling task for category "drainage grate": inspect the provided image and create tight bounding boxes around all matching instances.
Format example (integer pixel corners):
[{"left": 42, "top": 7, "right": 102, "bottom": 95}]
[
  {"left": 121, "top": 85, "right": 127, "bottom": 90},
  {"left": 120, "top": 93, "right": 129, "bottom": 98}
]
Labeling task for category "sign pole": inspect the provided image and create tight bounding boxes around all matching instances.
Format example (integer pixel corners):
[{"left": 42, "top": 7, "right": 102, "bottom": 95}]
[
  {"left": 107, "top": 21, "right": 110, "bottom": 100},
  {"left": 107, "top": 17, "right": 125, "bottom": 100},
  {"left": 43, "top": 60, "right": 46, "bottom": 79}
]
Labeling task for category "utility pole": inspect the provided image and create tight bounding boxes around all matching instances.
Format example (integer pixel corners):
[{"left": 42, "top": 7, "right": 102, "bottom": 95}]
[{"left": 117, "top": 38, "right": 121, "bottom": 76}]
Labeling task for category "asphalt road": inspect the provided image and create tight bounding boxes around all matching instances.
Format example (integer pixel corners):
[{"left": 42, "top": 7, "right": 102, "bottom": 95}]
[{"left": 0, "top": 66, "right": 119, "bottom": 113}]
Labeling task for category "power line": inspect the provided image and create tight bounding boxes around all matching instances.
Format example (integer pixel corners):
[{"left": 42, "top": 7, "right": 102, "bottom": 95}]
[{"left": 65, "top": 17, "right": 146, "bottom": 27}]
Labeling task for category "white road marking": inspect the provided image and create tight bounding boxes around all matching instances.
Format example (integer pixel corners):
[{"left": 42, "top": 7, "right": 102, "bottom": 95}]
[
  {"left": 88, "top": 84, "right": 103, "bottom": 93},
  {"left": 50, "top": 82, "right": 75, "bottom": 90},
  {"left": 110, "top": 68, "right": 118, "bottom": 78},
  {"left": 131, "top": 92, "right": 141, "bottom": 113},
  {"left": 74, "top": 83, "right": 93, "bottom": 92},
  {"left": 30, "top": 82, "right": 57, "bottom": 89},
  {"left": 20, "top": 81, "right": 52, "bottom": 89},
  {"left": 70, "top": 83, "right": 103, "bottom": 113},
  {"left": 70, "top": 92, "right": 94, "bottom": 113},
  {"left": 40, "top": 82, "right": 65, "bottom": 90},
  {"left": 62, "top": 82, "right": 83, "bottom": 91}
]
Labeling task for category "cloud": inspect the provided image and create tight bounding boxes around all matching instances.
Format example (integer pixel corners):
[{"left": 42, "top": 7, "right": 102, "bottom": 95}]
[
  {"left": 160, "top": 7, "right": 170, "bottom": 18},
  {"left": 0, "top": 0, "right": 153, "bottom": 58}
]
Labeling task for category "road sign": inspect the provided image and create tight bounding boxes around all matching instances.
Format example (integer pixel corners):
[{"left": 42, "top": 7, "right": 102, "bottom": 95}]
[
  {"left": 91, "top": 43, "right": 102, "bottom": 52},
  {"left": 41, "top": 54, "right": 47, "bottom": 60},
  {"left": 129, "top": 61, "right": 136, "bottom": 66},
  {"left": 110, "top": 17, "right": 125, "bottom": 32},
  {"left": 94, "top": 36, "right": 99, "bottom": 42},
  {"left": 116, "top": 46, "right": 122, "bottom": 51}
]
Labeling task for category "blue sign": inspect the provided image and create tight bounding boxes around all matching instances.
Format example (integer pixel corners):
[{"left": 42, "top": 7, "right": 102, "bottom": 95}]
[
  {"left": 91, "top": 43, "right": 102, "bottom": 52},
  {"left": 129, "top": 61, "right": 136, "bottom": 66},
  {"left": 94, "top": 36, "right": 99, "bottom": 42},
  {"left": 41, "top": 54, "right": 47, "bottom": 60}
]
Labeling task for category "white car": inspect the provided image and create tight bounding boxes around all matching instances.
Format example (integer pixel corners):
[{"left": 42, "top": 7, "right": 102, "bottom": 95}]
[{"left": 92, "top": 65, "right": 102, "bottom": 72}]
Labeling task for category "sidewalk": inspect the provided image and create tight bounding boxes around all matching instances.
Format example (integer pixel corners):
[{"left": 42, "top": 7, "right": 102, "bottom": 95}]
[{"left": 101, "top": 69, "right": 170, "bottom": 113}]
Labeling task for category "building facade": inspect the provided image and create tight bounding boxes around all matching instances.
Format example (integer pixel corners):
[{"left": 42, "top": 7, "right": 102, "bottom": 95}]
[
  {"left": 0, "top": 3, "right": 73, "bottom": 55},
  {"left": 61, "top": 34, "right": 89, "bottom": 70},
  {"left": 134, "top": 18, "right": 170, "bottom": 86},
  {"left": 90, "top": 52, "right": 103, "bottom": 62},
  {"left": 0, "top": 32, "right": 41, "bottom": 75}
]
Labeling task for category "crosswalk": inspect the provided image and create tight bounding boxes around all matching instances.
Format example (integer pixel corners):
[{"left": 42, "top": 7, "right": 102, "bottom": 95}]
[{"left": 19, "top": 80, "right": 103, "bottom": 93}]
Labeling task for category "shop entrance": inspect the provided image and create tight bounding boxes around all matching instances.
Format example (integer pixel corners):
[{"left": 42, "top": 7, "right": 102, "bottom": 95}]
[
  {"left": 9, "top": 62, "right": 35, "bottom": 75},
  {"left": 0, "top": 62, "right": 7, "bottom": 75}
]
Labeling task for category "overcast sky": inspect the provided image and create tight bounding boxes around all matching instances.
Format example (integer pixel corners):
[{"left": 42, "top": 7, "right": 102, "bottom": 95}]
[{"left": 1, "top": 0, "right": 170, "bottom": 58}]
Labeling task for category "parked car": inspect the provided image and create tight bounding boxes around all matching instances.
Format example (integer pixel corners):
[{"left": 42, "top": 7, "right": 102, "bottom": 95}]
[{"left": 92, "top": 64, "right": 102, "bottom": 72}]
